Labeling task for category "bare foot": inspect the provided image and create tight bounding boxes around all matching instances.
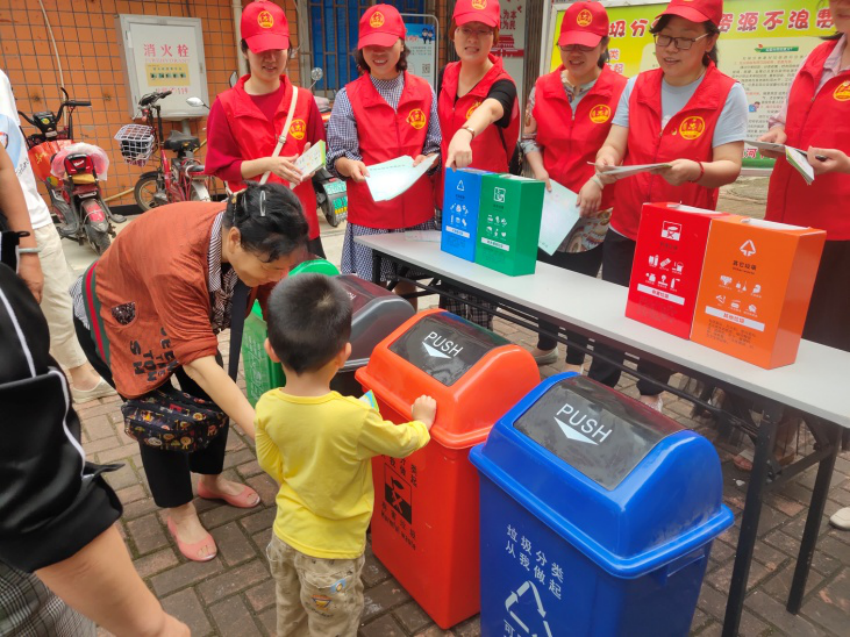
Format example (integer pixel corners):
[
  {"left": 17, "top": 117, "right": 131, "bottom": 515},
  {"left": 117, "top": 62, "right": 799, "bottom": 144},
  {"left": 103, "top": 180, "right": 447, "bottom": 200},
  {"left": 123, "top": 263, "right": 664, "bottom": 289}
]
[
  {"left": 168, "top": 503, "right": 216, "bottom": 560},
  {"left": 67, "top": 363, "right": 104, "bottom": 392},
  {"left": 199, "top": 475, "right": 260, "bottom": 505},
  {"left": 638, "top": 393, "right": 664, "bottom": 412},
  {"left": 394, "top": 280, "right": 418, "bottom": 311},
  {"left": 68, "top": 364, "right": 116, "bottom": 403},
  {"left": 564, "top": 362, "right": 584, "bottom": 375}
]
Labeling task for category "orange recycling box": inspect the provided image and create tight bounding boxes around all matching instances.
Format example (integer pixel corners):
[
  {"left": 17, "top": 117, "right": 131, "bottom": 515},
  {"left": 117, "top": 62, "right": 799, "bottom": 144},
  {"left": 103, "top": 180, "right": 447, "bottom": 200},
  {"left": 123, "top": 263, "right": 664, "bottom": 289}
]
[
  {"left": 691, "top": 217, "right": 825, "bottom": 368},
  {"left": 627, "top": 203, "right": 729, "bottom": 338},
  {"left": 355, "top": 309, "right": 539, "bottom": 629}
]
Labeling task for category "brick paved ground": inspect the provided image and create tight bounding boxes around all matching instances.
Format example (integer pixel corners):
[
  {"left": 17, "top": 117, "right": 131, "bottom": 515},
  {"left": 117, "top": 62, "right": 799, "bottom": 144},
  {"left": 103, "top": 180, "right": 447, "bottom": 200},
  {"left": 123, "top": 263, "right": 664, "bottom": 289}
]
[
  {"left": 83, "top": 326, "right": 849, "bottom": 637},
  {"left": 79, "top": 181, "right": 847, "bottom": 636}
]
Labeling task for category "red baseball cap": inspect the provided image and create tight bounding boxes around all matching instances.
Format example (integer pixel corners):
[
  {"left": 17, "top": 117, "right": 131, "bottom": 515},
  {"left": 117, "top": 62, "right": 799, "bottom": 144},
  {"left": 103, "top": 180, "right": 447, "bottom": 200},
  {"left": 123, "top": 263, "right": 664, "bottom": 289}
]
[
  {"left": 657, "top": 0, "right": 724, "bottom": 28},
  {"left": 241, "top": 1, "right": 290, "bottom": 53},
  {"left": 358, "top": 5, "right": 406, "bottom": 49},
  {"left": 559, "top": 2, "right": 609, "bottom": 48},
  {"left": 453, "top": 0, "right": 501, "bottom": 28}
]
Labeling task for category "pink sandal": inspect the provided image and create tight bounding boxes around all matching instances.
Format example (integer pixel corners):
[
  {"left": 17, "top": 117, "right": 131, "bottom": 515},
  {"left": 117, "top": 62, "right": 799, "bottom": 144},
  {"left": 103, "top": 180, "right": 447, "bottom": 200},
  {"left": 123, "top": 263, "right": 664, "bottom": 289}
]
[
  {"left": 167, "top": 517, "right": 217, "bottom": 562},
  {"left": 197, "top": 481, "right": 261, "bottom": 508}
]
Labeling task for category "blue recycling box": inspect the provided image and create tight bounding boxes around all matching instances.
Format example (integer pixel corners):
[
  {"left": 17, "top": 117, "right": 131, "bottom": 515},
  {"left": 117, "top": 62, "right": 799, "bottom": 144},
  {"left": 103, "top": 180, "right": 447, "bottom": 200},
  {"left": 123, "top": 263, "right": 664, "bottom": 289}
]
[
  {"left": 470, "top": 373, "right": 733, "bottom": 637},
  {"left": 441, "top": 168, "right": 490, "bottom": 262}
]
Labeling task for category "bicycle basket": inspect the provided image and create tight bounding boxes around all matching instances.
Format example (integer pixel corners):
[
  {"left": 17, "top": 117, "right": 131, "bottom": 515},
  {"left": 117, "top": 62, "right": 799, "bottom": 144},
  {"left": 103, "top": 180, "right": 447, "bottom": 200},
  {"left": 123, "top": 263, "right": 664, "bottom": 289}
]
[{"left": 114, "top": 124, "right": 155, "bottom": 166}]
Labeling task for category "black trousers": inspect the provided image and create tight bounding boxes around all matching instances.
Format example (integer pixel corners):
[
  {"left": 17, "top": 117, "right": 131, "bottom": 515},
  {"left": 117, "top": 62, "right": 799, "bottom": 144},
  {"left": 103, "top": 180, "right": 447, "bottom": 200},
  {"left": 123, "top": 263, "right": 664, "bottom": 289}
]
[
  {"left": 74, "top": 316, "right": 229, "bottom": 508},
  {"left": 536, "top": 246, "right": 603, "bottom": 364},
  {"left": 802, "top": 240, "right": 849, "bottom": 352},
  {"left": 587, "top": 232, "right": 672, "bottom": 396}
]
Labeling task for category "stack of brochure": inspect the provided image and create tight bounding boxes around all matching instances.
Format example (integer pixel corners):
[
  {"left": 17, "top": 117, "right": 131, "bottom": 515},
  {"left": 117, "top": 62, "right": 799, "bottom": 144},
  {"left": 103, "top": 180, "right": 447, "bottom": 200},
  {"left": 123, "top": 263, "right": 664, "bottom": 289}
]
[
  {"left": 746, "top": 140, "right": 814, "bottom": 184},
  {"left": 365, "top": 155, "right": 438, "bottom": 202}
]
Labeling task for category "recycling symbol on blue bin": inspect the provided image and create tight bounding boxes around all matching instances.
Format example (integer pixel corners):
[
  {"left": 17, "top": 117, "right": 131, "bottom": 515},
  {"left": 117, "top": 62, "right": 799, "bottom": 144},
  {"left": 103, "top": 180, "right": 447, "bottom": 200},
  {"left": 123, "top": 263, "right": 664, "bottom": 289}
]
[{"left": 505, "top": 580, "right": 553, "bottom": 637}]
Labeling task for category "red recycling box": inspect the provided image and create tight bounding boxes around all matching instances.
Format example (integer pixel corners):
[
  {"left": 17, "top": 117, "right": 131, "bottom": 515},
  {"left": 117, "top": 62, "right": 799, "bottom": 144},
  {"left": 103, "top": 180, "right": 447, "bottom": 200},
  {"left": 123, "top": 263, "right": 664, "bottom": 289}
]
[{"left": 627, "top": 203, "right": 729, "bottom": 338}]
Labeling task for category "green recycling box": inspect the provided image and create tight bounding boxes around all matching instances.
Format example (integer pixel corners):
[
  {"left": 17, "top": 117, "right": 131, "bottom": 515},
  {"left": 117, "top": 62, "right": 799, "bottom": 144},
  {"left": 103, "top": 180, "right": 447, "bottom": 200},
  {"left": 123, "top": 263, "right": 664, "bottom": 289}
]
[
  {"left": 242, "top": 258, "right": 340, "bottom": 405},
  {"left": 474, "top": 174, "right": 545, "bottom": 277}
]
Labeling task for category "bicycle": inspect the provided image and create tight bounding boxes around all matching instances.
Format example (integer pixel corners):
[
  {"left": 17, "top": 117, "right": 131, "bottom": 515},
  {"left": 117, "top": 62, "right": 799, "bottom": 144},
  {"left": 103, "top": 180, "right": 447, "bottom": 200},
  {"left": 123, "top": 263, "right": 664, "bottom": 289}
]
[{"left": 114, "top": 90, "right": 211, "bottom": 211}]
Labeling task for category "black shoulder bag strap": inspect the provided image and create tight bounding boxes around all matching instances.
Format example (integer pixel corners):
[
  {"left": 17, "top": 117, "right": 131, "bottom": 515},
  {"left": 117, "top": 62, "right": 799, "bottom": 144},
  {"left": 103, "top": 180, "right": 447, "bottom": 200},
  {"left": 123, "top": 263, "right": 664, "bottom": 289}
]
[
  {"left": 227, "top": 279, "right": 249, "bottom": 381},
  {"left": 497, "top": 126, "right": 523, "bottom": 176}
]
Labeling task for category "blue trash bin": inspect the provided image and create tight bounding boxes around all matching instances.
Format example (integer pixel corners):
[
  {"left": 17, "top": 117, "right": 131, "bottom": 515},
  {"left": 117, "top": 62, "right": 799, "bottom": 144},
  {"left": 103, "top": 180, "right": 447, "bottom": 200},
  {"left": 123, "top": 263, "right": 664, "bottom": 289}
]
[{"left": 470, "top": 373, "right": 733, "bottom": 637}]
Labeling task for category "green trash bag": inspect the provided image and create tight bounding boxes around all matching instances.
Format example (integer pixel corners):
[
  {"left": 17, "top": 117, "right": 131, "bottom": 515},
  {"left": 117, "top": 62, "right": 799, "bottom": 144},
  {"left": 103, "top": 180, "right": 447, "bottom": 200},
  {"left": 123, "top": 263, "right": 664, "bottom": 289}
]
[{"left": 241, "top": 259, "right": 341, "bottom": 405}]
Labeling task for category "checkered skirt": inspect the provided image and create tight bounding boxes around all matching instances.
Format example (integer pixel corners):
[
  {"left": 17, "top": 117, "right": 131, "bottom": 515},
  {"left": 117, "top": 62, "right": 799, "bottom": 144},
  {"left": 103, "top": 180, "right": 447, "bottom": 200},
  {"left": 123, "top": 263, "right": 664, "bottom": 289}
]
[{"left": 341, "top": 219, "right": 437, "bottom": 283}]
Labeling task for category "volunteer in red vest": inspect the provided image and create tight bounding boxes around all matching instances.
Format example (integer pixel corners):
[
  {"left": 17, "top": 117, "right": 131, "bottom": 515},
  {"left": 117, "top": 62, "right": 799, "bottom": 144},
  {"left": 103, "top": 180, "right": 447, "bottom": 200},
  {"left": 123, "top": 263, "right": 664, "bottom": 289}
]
[
  {"left": 522, "top": 1, "right": 627, "bottom": 372},
  {"left": 438, "top": 0, "right": 521, "bottom": 329},
  {"left": 760, "top": 0, "right": 849, "bottom": 529},
  {"left": 206, "top": 0, "right": 326, "bottom": 257},
  {"left": 327, "top": 4, "right": 440, "bottom": 303},
  {"left": 589, "top": 0, "right": 747, "bottom": 410},
  {"left": 762, "top": 0, "right": 849, "bottom": 354},
  {"left": 71, "top": 185, "right": 309, "bottom": 562}
]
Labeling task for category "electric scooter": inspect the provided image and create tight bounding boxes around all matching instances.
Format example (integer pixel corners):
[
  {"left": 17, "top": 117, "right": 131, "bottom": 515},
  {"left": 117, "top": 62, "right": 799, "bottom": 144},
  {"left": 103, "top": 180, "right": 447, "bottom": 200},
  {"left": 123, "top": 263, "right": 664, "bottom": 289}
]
[{"left": 19, "top": 88, "right": 118, "bottom": 254}]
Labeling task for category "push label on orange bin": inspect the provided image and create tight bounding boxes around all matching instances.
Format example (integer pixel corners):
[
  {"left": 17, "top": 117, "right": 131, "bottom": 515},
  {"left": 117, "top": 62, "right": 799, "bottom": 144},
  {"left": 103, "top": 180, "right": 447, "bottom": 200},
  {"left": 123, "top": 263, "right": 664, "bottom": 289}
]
[
  {"left": 388, "top": 313, "right": 509, "bottom": 386},
  {"left": 627, "top": 203, "right": 727, "bottom": 338},
  {"left": 691, "top": 217, "right": 825, "bottom": 368}
]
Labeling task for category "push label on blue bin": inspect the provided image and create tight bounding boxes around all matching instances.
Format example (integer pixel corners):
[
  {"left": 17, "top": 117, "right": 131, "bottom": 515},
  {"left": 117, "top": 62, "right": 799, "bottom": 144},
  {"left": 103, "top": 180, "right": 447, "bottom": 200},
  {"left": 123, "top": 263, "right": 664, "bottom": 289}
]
[
  {"left": 514, "top": 376, "right": 682, "bottom": 490},
  {"left": 389, "top": 313, "right": 508, "bottom": 386}
]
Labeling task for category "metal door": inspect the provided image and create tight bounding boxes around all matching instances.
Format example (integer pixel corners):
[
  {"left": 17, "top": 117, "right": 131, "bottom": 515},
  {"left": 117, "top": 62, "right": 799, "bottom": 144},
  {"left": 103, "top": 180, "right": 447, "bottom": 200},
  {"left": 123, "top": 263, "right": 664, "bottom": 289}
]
[{"left": 307, "top": 0, "right": 426, "bottom": 93}]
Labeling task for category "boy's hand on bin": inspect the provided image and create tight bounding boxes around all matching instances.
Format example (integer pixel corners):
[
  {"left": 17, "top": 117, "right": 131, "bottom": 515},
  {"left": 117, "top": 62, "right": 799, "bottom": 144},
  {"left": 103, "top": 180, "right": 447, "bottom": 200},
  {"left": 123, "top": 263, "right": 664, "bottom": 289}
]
[{"left": 412, "top": 395, "right": 437, "bottom": 429}]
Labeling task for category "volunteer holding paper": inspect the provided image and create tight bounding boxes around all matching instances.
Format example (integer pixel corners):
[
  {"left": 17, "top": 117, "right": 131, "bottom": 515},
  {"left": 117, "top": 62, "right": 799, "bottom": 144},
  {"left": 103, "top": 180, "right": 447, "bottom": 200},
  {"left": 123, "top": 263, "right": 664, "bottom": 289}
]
[
  {"left": 438, "top": 0, "right": 521, "bottom": 329},
  {"left": 522, "top": 1, "right": 627, "bottom": 371},
  {"left": 327, "top": 4, "right": 440, "bottom": 299},
  {"left": 589, "top": 0, "right": 747, "bottom": 410},
  {"left": 206, "top": 0, "right": 326, "bottom": 257},
  {"left": 761, "top": 0, "right": 849, "bottom": 353},
  {"left": 760, "top": 1, "right": 849, "bottom": 528}
]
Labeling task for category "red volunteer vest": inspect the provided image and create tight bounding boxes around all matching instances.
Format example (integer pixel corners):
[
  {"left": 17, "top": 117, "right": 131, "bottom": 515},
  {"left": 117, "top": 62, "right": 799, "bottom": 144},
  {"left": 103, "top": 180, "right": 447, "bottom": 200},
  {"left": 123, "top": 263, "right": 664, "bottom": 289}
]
[
  {"left": 765, "top": 41, "right": 850, "bottom": 240},
  {"left": 533, "top": 65, "right": 627, "bottom": 209},
  {"left": 612, "top": 63, "right": 736, "bottom": 240},
  {"left": 218, "top": 75, "right": 320, "bottom": 240},
  {"left": 345, "top": 72, "right": 435, "bottom": 229},
  {"left": 437, "top": 55, "right": 521, "bottom": 208}
]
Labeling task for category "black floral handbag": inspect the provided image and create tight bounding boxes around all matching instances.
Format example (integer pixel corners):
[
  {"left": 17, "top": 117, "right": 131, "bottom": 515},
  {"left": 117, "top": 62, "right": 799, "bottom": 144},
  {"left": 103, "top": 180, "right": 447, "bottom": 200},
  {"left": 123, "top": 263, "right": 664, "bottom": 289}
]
[{"left": 121, "top": 386, "right": 227, "bottom": 452}]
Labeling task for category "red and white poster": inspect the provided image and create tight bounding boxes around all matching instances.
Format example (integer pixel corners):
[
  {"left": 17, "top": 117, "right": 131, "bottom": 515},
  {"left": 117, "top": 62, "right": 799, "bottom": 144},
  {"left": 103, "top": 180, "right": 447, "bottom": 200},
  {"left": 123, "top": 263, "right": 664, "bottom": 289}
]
[
  {"left": 493, "top": 0, "right": 526, "bottom": 58},
  {"left": 492, "top": 0, "right": 527, "bottom": 114}
]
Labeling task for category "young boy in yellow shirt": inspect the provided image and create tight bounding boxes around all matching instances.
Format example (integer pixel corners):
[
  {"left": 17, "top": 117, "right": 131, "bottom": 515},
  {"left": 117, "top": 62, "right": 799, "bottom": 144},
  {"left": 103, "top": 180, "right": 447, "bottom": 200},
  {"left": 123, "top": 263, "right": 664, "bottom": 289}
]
[{"left": 256, "top": 273, "right": 436, "bottom": 636}]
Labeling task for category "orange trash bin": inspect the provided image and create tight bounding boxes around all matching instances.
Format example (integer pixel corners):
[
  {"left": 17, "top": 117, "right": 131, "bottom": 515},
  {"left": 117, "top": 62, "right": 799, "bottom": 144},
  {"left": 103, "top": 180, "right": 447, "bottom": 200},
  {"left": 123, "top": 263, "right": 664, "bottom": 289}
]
[{"left": 355, "top": 309, "right": 540, "bottom": 628}]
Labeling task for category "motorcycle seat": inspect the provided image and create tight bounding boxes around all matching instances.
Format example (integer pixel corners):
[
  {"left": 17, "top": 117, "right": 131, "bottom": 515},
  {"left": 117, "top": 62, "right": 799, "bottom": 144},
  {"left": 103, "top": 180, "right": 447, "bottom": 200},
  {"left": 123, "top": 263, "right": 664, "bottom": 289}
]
[
  {"left": 164, "top": 130, "right": 201, "bottom": 152},
  {"left": 185, "top": 164, "right": 206, "bottom": 174}
]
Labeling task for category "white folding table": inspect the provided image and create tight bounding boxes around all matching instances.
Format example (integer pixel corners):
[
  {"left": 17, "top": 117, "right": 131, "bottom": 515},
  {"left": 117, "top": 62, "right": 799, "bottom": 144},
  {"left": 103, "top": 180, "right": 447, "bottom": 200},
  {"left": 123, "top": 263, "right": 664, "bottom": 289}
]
[{"left": 357, "top": 231, "right": 850, "bottom": 637}]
